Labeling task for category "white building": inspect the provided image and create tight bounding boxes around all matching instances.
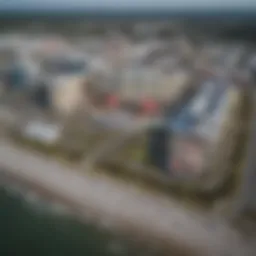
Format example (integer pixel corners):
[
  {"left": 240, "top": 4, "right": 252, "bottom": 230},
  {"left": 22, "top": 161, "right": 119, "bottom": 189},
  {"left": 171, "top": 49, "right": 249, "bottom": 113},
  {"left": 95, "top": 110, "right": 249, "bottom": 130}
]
[
  {"left": 22, "top": 120, "right": 63, "bottom": 145},
  {"left": 31, "top": 52, "right": 89, "bottom": 116},
  {"left": 50, "top": 75, "right": 87, "bottom": 116},
  {"left": 118, "top": 66, "right": 190, "bottom": 103}
]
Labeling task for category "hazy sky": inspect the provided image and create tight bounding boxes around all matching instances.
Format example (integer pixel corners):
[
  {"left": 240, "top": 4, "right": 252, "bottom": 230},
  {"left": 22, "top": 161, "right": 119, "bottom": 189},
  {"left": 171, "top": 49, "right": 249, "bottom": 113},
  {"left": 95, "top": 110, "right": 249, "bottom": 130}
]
[{"left": 1, "top": 0, "right": 256, "bottom": 11}]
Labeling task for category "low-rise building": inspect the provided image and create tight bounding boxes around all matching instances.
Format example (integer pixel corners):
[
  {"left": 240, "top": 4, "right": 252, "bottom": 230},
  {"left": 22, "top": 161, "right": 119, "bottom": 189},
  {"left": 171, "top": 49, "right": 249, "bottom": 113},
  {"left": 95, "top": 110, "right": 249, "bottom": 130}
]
[
  {"left": 22, "top": 120, "right": 63, "bottom": 145},
  {"left": 50, "top": 75, "right": 87, "bottom": 116},
  {"left": 118, "top": 66, "right": 191, "bottom": 103},
  {"left": 32, "top": 55, "right": 89, "bottom": 116}
]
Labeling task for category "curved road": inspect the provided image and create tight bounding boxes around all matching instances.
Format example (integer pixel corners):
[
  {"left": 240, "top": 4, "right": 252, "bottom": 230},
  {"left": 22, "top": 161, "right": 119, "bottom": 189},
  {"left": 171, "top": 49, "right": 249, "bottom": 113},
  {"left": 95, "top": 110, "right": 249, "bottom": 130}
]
[{"left": 0, "top": 139, "right": 255, "bottom": 256}]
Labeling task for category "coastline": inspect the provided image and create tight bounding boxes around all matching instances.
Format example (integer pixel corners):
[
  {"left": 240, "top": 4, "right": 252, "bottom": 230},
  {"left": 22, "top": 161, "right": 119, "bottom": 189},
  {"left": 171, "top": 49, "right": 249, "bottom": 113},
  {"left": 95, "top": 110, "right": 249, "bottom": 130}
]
[
  {"left": 0, "top": 171, "right": 202, "bottom": 256},
  {"left": 0, "top": 139, "right": 254, "bottom": 256}
]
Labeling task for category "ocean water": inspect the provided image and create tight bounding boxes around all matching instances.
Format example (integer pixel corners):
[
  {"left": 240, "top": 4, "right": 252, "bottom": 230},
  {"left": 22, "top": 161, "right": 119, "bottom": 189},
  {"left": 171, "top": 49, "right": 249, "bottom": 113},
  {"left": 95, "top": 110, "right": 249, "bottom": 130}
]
[{"left": 0, "top": 188, "right": 139, "bottom": 256}]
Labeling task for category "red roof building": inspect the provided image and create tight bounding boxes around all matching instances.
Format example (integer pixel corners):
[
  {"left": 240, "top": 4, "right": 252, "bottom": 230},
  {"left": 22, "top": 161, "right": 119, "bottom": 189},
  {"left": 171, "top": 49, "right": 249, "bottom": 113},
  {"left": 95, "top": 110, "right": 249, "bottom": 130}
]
[
  {"left": 106, "top": 94, "right": 120, "bottom": 109},
  {"left": 141, "top": 98, "right": 159, "bottom": 116}
]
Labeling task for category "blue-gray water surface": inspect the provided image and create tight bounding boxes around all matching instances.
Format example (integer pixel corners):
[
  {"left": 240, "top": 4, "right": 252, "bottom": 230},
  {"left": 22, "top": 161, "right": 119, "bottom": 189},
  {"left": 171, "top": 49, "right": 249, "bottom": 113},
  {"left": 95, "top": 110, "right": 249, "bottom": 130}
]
[{"left": 0, "top": 188, "right": 138, "bottom": 256}]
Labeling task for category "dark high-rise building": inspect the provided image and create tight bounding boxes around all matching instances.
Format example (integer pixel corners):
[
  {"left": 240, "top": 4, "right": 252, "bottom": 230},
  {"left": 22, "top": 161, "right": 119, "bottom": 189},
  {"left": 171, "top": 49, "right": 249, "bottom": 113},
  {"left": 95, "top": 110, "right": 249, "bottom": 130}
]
[
  {"left": 33, "top": 82, "right": 50, "bottom": 109},
  {"left": 7, "top": 63, "right": 28, "bottom": 90},
  {"left": 146, "top": 125, "right": 169, "bottom": 173}
]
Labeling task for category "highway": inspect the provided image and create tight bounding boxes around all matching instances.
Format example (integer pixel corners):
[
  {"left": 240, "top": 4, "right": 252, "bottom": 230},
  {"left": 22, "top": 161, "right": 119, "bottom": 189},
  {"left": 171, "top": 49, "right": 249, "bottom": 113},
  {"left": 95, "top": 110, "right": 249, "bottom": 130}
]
[{"left": 0, "top": 139, "right": 255, "bottom": 256}]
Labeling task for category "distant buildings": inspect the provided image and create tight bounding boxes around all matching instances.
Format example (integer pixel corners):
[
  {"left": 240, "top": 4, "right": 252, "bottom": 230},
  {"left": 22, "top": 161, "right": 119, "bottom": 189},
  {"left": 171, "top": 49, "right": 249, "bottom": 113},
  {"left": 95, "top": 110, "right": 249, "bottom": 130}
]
[
  {"left": 0, "top": 34, "right": 251, "bottom": 129},
  {"left": 89, "top": 66, "right": 191, "bottom": 118},
  {"left": 195, "top": 43, "right": 245, "bottom": 76},
  {"left": 0, "top": 34, "right": 196, "bottom": 119},
  {"left": 87, "top": 37, "right": 194, "bottom": 117},
  {"left": 118, "top": 67, "right": 190, "bottom": 103}
]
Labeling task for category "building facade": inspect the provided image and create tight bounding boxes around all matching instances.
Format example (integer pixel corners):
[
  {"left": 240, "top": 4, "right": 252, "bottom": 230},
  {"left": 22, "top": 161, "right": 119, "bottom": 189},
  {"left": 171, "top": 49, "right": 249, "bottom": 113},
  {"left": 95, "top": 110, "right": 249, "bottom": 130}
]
[
  {"left": 50, "top": 75, "right": 87, "bottom": 116},
  {"left": 118, "top": 67, "right": 190, "bottom": 103},
  {"left": 146, "top": 75, "right": 235, "bottom": 178}
]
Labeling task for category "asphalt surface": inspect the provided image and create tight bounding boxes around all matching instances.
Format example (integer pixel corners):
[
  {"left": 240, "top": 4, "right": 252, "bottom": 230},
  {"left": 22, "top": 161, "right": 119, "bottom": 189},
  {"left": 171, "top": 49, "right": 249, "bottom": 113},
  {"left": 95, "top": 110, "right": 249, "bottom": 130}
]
[
  {"left": 231, "top": 95, "right": 256, "bottom": 216},
  {"left": 0, "top": 139, "right": 255, "bottom": 256}
]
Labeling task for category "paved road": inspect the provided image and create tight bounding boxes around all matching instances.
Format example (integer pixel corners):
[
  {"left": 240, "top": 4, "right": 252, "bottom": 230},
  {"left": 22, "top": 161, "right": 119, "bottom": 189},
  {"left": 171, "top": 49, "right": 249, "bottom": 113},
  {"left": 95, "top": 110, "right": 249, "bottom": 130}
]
[
  {"left": 0, "top": 139, "right": 255, "bottom": 256},
  {"left": 232, "top": 94, "right": 256, "bottom": 217}
]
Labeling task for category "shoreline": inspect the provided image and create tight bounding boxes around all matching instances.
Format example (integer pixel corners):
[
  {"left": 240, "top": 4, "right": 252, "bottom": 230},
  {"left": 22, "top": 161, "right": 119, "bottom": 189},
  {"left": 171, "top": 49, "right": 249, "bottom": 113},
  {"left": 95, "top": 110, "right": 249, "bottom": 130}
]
[
  {"left": 0, "top": 139, "right": 254, "bottom": 256},
  {"left": 0, "top": 171, "right": 203, "bottom": 256}
]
